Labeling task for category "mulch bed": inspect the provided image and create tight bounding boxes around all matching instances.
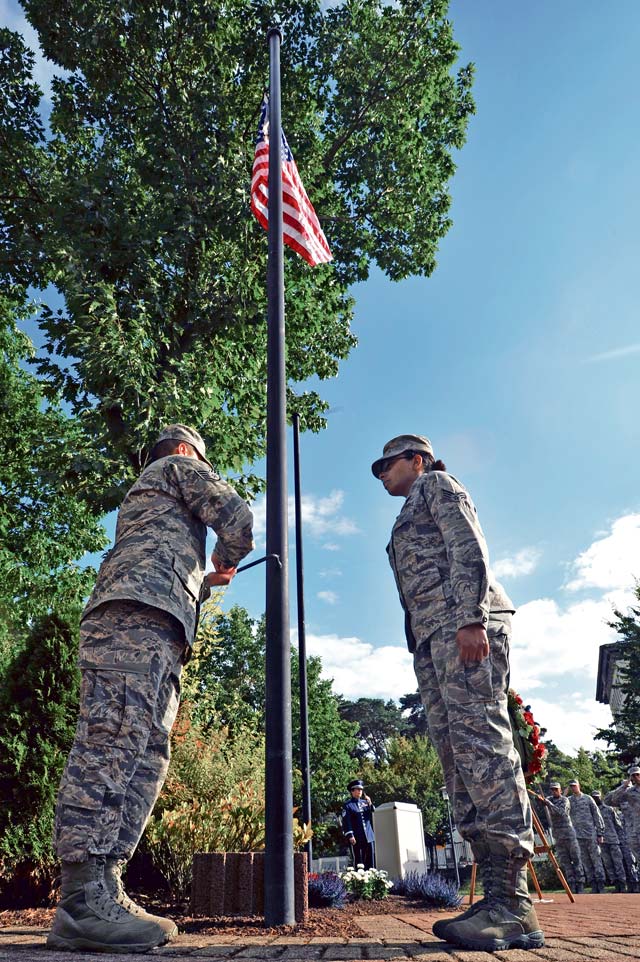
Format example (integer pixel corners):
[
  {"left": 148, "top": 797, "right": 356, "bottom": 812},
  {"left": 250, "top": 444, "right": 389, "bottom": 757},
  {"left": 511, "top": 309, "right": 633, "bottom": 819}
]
[{"left": 0, "top": 894, "right": 445, "bottom": 939}]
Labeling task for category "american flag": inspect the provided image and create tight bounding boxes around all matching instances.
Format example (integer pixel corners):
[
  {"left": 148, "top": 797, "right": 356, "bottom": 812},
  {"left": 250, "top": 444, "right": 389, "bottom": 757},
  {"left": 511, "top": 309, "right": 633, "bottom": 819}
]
[{"left": 251, "top": 96, "right": 332, "bottom": 267}]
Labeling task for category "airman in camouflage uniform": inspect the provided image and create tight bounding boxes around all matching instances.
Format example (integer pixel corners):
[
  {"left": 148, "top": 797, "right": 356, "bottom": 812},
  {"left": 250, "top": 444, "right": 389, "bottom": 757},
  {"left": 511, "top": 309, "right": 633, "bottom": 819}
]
[
  {"left": 616, "top": 802, "right": 639, "bottom": 891},
  {"left": 604, "top": 766, "right": 640, "bottom": 871},
  {"left": 591, "top": 791, "right": 626, "bottom": 891},
  {"left": 48, "top": 425, "right": 253, "bottom": 954},
  {"left": 539, "top": 782, "right": 584, "bottom": 893},
  {"left": 373, "top": 435, "right": 543, "bottom": 953},
  {"left": 566, "top": 779, "right": 605, "bottom": 893}
]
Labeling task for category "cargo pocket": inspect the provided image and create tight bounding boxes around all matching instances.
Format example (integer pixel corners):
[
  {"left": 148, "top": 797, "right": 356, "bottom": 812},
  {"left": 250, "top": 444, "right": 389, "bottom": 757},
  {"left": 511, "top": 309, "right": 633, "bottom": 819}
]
[
  {"left": 463, "top": 655, "right": 494, "bottom": 702},
  {"left": 79, "top": 653, "right": 151, "bottom": 749}
]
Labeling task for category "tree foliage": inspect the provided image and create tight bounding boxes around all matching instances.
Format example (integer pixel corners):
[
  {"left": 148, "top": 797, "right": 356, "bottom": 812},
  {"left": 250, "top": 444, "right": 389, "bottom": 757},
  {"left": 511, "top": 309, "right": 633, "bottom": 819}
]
[
  {"left": 595, "top": 584, "right": 640, "bottom": 764},
  {"left": 338, "top": 695, "right": 408, "bottom": 764},
  {"left": 359, "top": 734, "right": 447, "bottom": 835},
  {"left": 0, "top": 290, "right": 107, "bottom": 658},
  {"left": 0, "top": 609, "right": 81, "bottom": 890},
  {"left": 182, "top": 601, "right": 358, "bottom": 819},
  {"left": 1, "top": 2, "right": 474, "bottom": 509}
]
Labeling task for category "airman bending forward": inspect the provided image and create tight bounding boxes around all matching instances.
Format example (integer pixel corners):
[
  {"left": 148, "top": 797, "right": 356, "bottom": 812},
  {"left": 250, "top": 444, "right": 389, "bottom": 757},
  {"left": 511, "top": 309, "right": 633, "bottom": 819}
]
[{"left": 48, "top": 425, "right": 253, "bottom": 954}]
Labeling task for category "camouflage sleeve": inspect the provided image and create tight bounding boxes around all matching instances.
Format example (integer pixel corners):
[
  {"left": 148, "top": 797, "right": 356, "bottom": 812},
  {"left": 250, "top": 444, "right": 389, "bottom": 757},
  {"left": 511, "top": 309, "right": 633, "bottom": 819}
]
[
  {"left": 423, "top": 473, "right": 492, "bottom": 631},
  {"left": 174, "top": 460, "right": 254, "bottom": 567},
  {"left": 590, "top": 797, "right": 605, "bottom": 833},
  {"left": 604, "top": 784, "right": 628, "bottom": 807}
]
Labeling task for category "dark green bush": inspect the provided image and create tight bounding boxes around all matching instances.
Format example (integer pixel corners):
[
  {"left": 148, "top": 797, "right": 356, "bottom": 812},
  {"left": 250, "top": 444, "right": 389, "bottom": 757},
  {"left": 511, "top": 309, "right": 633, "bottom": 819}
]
[{"left": 0, "top": 610, "right": 80, "bottom": 902}]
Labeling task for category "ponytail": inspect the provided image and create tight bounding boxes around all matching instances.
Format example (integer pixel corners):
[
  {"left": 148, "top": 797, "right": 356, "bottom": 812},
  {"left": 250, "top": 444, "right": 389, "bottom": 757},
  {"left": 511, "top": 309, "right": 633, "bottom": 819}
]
[{"left": 433, "top": 459, "right": 446, "bottom": 471}]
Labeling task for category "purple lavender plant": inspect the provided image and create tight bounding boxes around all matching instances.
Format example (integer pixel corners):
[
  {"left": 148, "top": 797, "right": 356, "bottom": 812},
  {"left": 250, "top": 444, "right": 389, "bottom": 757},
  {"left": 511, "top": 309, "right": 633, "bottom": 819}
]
[
  {"left": 308, "top": 871, "right": 348, "bottom": 908},
  {"left": 391, "top": 871, "right": 462, "bottom": 908}
]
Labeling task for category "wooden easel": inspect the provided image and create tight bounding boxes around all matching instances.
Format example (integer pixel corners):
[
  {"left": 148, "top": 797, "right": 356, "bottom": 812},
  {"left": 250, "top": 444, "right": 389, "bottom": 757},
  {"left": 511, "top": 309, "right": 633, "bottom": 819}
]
[{"left": 468, "top": 804, "right": 575, "bottom": 905}]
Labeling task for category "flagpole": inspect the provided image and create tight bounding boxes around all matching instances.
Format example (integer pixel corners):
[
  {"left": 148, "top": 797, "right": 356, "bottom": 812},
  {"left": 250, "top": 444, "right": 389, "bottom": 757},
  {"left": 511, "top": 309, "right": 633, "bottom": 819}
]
[
  {"left": 264, "top": 25, "right": 295, "bottom": 927},
  {"left": 293, "top": 411, "right": 313, "bottom": 871}
]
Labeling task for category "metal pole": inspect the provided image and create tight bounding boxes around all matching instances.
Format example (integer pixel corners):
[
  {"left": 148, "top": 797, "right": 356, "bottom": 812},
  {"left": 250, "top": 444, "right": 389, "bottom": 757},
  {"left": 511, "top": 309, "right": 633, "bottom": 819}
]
[
  {"left": 445, "top": 795, "right": 460, "bottom": 888},
  {"left": 292, "top": 411, "right": 313, "bottom": 871},
  {"left": 264, "top": 25, "right": 294, "bottom": 927}
]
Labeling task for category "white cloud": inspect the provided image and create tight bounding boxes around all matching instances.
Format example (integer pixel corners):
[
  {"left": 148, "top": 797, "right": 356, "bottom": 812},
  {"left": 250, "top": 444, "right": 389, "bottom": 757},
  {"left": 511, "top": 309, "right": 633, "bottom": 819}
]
[
  {"left": 565, "top": 513, "right": 640, "bottom": 592},
  {"left": 322, "top": 543, "right": 341, "bottom": 552},
  {"left": 251, "top": 490, "right": 358, "bottom": 542},
  {"left": 297, "top": 630, "right": 415, "bottom": 701},
  {"left": 527, "top": 696, "right": 613, "bottom": 755},
  {"left": 317, "top": 590, "right": 338, "bottom": 605},
  {"left": 584, "top": 342, "right": 640, "bottom": 363},
  {"left": 493, "top": 547, "right": 541, "bottom": 579}
]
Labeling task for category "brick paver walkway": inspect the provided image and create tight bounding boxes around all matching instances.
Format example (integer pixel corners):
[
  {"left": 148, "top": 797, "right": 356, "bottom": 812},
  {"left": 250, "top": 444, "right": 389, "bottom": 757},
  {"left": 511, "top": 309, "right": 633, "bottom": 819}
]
[{"left": 1, "top": 894, "right": 637, "bottom": 961}]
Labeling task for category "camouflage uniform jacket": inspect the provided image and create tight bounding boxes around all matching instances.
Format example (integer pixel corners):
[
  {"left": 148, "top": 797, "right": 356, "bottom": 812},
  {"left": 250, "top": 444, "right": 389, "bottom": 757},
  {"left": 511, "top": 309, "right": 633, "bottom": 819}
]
[
  {"left": 604, "top": 783, "right": 640, "bottom": 829},
  {"left": 387, "top": 470, "right": 514, "bottom": 651},
  {"left": 83, "top": 455, "right": 254, "bottom": 644},
  {"left": 568, "top": 793, "right": 605, "bottom": 839},
  {"left": 597, "top": 803, "right": 623, "bottom": 844},
  {"left": 544, "top": 795, "right": 577, "bottom": 840}
]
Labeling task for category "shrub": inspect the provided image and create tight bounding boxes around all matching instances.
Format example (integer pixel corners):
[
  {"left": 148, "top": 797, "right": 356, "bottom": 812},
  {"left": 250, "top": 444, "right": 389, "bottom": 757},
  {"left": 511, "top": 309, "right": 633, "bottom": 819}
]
[
  {"left": 0, "top": 610, "right": 81, "bottom": 901},
  {"left": 308, "top": 871, "right": 347, "bottom": 908},
  {"left": 340, "top": 864, "right": 393, "bottom": 901},
  {"left": 391, "top": 871, "right": 462, "bottom": 908}
]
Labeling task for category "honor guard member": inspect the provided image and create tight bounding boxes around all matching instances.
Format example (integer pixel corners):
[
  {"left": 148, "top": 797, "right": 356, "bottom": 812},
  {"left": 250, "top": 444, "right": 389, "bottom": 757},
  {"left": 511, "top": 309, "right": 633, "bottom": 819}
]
[
  {"left": 566, "top": 779, "right": 606, "bottom": 893},
  {"left": 48, "top": 425, "right": 254, "bottom": 954},
  {"left": 615, "top": 803, "right": 639, "bottom": 892},
  {"left": 604, "top": 765, "right": 640, "bottom": 868},
  {"left": 591, "top": 791, "right": 626, "bottom": 891},
  {"left": 538, "top": 782, "right": 584, "bottom": 893},
  {"left": 373, "top": 435, "right": 543, "bottom": 953},
  {"left": 341, "top": 780, "right": 376, "bottom": 869}
]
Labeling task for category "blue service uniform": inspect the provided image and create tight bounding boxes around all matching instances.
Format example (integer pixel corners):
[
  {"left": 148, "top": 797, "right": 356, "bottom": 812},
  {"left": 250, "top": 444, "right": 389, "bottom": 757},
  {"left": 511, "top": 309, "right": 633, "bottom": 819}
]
[{"left": 341, "top": 796, "right": 376, "bottom": 869}]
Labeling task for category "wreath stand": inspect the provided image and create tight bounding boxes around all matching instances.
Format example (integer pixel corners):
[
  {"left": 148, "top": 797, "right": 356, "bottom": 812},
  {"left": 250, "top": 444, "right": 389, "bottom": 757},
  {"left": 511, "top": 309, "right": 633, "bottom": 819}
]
[{"left": 467, "top": 803, "right": 575, "bottom": 905}]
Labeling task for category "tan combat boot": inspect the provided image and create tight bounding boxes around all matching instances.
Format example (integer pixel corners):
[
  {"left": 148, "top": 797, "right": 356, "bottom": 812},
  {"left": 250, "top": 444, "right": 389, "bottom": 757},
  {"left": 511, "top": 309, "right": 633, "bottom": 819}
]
[
  {"left": 432, "top": 841, "right": 492, "bottom": 940},
  {"left": 46, "top": 857, "right": 177, "bottom": 953},
  {"left": 443, "top": 851, "right": 544, "bottom": 952},
  {"left": 104, "top": 857, "right": 178, "bottom": 936}
]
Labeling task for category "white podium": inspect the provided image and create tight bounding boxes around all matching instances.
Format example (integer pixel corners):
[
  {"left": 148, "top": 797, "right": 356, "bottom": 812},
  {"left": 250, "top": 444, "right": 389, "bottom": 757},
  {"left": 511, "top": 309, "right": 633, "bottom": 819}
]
[{"left": 373, "top": 801, "right": 428, "bottom": 878}]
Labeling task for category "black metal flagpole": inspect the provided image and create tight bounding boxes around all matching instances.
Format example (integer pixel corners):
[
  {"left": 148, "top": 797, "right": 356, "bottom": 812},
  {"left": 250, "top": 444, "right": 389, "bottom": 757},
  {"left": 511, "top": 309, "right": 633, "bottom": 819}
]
[
  {"left": 292, "top": 411, "right": 313, "bottom": 871},
  {"left": 264, "top": 25, "right": 295, "bottom": 927}
]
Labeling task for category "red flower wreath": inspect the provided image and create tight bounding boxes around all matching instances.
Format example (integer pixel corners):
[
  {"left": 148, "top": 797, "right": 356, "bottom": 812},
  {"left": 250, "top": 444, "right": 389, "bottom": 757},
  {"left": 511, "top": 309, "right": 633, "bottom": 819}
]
[{"left": 507, "top": 688, "right": 547, "bottom": 779}]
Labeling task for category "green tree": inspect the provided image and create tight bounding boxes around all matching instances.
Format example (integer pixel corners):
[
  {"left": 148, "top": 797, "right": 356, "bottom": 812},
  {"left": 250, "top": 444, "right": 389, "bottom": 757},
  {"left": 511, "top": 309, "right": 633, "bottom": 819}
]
[
  {"left": 595, "top": 585, "right": 640, "bottom": 764},
  {"left": 183, "top": 601, "right": 358, "bottom": 820},
  {"left": 399, "top": 689, "right": 430, "bottom": 737},
  {"left": 1, "top": 2, "right": 474, "bottom": 508},
  {"left": 0, "top": 608, "right": 81, "bottom": 894},
  {"left": 339, "top": 696, "right": 408, "bottom": 764},
  {"left": 291, "top": 653, "right": 358, "bottom": 820},
  {"left": 359, "top": 734, "right": 447, "bottom": 835},
  {"left": 0, "top": 290, "right": 107, "bottom": 659}
]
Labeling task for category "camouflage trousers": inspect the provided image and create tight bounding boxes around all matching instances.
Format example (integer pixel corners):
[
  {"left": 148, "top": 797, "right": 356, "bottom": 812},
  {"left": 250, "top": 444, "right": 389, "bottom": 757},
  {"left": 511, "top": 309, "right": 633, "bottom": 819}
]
[
  {"left": 620, "top": 836, "right": 638, "bottom": 883},
  {"left": 576, "top": 837, "right": 605, "bottom": 882},
  {"left": 54, "top": 601, "right": 185, "bottom": 863},
  {"left": 413, "top": 616, "right": 534, "bottom": 859},
  {"left": 600, "top": 841, "right": 626, "bottom": 883},
  {"left": 554, "top": 835, "right": 585, "bottom": 886}
]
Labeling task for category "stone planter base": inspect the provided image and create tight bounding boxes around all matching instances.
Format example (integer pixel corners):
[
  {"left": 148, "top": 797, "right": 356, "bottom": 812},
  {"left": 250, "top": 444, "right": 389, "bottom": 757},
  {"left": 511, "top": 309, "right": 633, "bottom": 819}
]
[{"left": 191, "top": 852, "right": 308, "bottom": 922}]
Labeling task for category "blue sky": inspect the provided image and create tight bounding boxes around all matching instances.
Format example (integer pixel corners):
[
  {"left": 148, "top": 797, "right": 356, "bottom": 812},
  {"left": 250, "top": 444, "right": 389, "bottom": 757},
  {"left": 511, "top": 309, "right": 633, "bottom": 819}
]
[{"left": 5, "top": 1, "right": 640, "bottom": 755}]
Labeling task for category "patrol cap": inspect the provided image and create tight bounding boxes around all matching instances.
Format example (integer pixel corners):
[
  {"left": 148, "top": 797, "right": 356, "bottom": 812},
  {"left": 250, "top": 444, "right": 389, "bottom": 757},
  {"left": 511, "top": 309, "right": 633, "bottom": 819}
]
[
  {"left": 568, "top": 779, "right": 579, "bottom": 786},
  {"left": 156, "top": 424, "right": 213, "bottom": 469},
  {"left": 591, "top": 790, "right": 602, "bottom": 798},
  {"left": 348, "top": 779, "right": 365, "bottom": 791},
  {"left": 629, "top": 766, "right": 640, "bottom": 776},
  {"left": 549, "top": 781, "right": 561, "bottom": 789},
  {"left": 371, "top": 434, "right": 434, "bottom": 478}
]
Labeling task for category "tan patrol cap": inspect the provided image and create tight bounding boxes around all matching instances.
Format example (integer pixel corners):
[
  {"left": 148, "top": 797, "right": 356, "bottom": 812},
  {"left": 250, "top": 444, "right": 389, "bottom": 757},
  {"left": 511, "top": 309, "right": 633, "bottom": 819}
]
[
  {"left": 591, "top": 790, "right": 602, "bottom": 798},
  {"left": 629, "top": 766, "right": 640, "bottom": 776},
  {"left": 568, "top": 779, "right": 579, "bottom": 786},
  {"left": 371, "top": 434, "right": 434, "bottom": 478},
  {"left": 549, "top": 781, "right": 561, "bottom": 789},
  {"left": 156, "top": 424, "right": 213, "bottom": 469}
]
